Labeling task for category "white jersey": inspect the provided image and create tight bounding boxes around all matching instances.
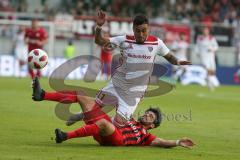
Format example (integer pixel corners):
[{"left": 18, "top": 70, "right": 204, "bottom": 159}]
[
  {"left": 171, "top": 40, "right": 189, "bottom": 60},
  {"left": 196, "top": 35, "right": 219, "bottom": 70},
  {"left": 96, "top": 35, "right": 169, "bottom": 119},
  {"left": 14, "top": 32, "right": 28, "bottom": 61}
]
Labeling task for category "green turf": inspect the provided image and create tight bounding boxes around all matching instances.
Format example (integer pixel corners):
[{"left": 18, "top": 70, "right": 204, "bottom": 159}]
[{"left": 0, "top": 77, "right": 239, "bottom": 160}]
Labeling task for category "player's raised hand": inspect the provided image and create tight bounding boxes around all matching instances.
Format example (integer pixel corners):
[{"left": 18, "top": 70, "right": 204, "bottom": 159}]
[
  {"left": 96, "top": 10, "right": 106, "bottom": 27},
  {"left": 179, "top": 138, "right": 195, "bottom": 149},
  {"left": 178, "top": 60, "right": 192, "bottom": 65}
]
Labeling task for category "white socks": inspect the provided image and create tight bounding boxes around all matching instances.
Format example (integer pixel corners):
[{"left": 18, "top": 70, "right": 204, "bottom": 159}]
[{"left": 207, "top": 75, "right": 220, "bottom": 90}]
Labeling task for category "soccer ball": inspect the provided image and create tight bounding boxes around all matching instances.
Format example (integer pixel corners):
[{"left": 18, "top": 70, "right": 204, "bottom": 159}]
[{"left": 28, "top": 49, "right": 48, "bottom": 69}]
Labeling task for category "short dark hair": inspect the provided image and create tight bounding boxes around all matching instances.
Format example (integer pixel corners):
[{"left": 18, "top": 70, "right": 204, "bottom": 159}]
[
  {"left": 146, "top": 107, "right": 162, "bottom": 128},
  {"left": 133, "top": 14, "right": 149, "bottom": 26},
  {"left": 179, "top": 32, "right": 185, "bottom": 36},
  {"left": 32, "top": 18, "right": 38, "bottom": 22}
]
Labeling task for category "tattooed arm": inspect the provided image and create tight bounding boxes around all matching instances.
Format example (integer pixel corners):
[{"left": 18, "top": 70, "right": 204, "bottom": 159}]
[
  {"left": 95, "top": 26, "right": 110, "bottom": 46},
  {"left": 95, "top": 10, "right": 110, "bottom": 46}
]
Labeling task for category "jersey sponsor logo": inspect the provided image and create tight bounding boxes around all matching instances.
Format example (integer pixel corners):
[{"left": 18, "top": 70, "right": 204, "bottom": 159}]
[
  {"left": 148, "top": 46, "right": 153, "bottom": 52},
  {"left": 128, "top": 53, "right": 151, "bottom": 59},
  {"left": 125, "top": 40, "right": 158, "bottom": 45}
]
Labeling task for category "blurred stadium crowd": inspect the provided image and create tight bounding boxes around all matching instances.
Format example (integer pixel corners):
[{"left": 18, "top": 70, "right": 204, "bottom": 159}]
[{"left": 0, "top": 0, "right": 240, "bottom": 25}]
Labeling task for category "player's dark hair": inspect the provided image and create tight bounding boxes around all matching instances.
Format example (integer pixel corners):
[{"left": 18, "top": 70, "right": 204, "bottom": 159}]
[
  {"left": 179, "top": 32, "right": 185, "bottom": 36},
  {"left": 133, "top": 14, "right": 149, "bottom": 26},
  {"left": 31, "top": 18, "right": 38, "bottom": 22},
  {"left": 146, "top": 107, "right": 162, "bottom": 128}
]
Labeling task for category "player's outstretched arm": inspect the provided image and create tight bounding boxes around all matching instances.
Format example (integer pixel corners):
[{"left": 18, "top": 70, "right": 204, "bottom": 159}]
[
  {"left": 163, "top": 53, "right": 192, "bottom": 65},
  {"left": 150, "top": 137, "right": 195, "bottom": 149},
  {"left": 95, "top": 10, "right": 110, "bottom": 46}
]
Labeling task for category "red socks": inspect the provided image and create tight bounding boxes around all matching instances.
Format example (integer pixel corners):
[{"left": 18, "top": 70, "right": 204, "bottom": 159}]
[
  {"left": 44, "top": 91, "right": 77, "bottom": 103},
  {"left": 67, "top": 123, "right": 100, "bottom": 139}
]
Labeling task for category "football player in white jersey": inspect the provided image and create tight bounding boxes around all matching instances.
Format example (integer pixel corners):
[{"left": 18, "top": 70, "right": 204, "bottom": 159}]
[
  {"left": 196, "top": 27, "right": 219, "bottom": 90},
  {"left": 13, "top": 26, "right": 28, "bottom": 69},
  {"left": 171, "top": 32, "right": 189, "bottom": 80},
  {"left": 32, "top": 10, "right": 191, "bottom": 127},
  {"left": 93, "top": 10, "right": 191, "bottom": 126}
]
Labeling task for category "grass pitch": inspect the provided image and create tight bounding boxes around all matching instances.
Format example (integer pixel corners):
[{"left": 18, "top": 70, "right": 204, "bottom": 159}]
[{"left": 0, "top": 77, "right": 239, "bottom": 160}]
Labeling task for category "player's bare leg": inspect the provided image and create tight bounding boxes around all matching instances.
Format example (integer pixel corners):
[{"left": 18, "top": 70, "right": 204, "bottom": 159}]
[
  {"left": 66, "top": 96, "right": 130, "bottom": 127},
  {"left": 66, "top": 106, "right": 115, "bottom": 126},
  {"left": 65, "top": 112, "right": 84, "bottom": 126},
  {"left": 113, "top": 113, "right": 128, "bottom": 127},
  {"left": 65, "top": 95, "right": 97, "bottom": 126},
  {"left": 66, "top": 97, "right": 115, "bottom": 126},
  {"left": 95, "top": 119, "right": 115, "bottom": 136}
]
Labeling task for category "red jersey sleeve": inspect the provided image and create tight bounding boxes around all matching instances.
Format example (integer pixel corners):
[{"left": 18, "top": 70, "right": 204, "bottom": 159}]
[
  {"left": 40, "top": 28, "right": 48, "bottom": 40},
  {"left": 25, "top": 28, "right": 30, "bottom": 38},
  {"left": 143, "top": 133, "right": 156, "bottom": 146}
]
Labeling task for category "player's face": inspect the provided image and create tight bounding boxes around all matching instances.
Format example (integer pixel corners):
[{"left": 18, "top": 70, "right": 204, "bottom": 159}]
[
  {"left": 32, "top": 20, "right": 38, "bottom": 30},
  {"left": 180, "top": 34, "right": 185, "bottom": 41},
  {"left": 18, "top": 26, "right": 25, "bottom": 32},
  {"left": 133, "top": 24, "right": 149, "bottom": 44},
  {"left": 203, "top": 27, "right": 209, "bottom": 36},
  {"left": 139, "top": 111, "right": 156, "bottom": 127}
]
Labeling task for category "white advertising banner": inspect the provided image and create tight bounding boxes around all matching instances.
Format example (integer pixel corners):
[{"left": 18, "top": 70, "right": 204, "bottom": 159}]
[
  {"left": 179, "top": 65, "right": 207, "bottom": 86},
  {"left": 0, "top": 55, "right": 88, "bottom": 80}
]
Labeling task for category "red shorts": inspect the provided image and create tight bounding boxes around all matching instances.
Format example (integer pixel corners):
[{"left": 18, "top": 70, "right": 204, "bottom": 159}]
[
  {"left": 83, "top": 104, "right": 123, "bottom": 146},
  {"left": 101, "top": 49, "right": 112, "bottom": 63}
]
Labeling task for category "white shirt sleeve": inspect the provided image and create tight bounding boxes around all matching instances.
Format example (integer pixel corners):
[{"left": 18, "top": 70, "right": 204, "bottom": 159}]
[
  {"left": 171, "top": 41, "right": 178, "bottom": 51},
  {"left": 109, "top": 35, "right": 126, "bottom": 46},
  {"left": 211, "top": 37, "right": 219, "bottom": 52},
  {"left": 157, "top": 39, "right": 170, "bottom": 56},
  {"left": 195, "top": 37, "right": 201, "bottom": 55}
]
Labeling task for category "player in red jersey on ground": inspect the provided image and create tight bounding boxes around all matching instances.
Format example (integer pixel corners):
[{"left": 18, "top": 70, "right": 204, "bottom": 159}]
[
  {"left": 25, "top": 19, "right": 48, "bottom": 79},
  {"left": 55, "top": 95, "right": 195, "bottom": 148}
]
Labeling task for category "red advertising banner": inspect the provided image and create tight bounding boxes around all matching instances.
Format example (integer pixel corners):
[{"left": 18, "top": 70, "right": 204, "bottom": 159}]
[{"left": 150, "top": 23, "right": 191, "bottom": 44}]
